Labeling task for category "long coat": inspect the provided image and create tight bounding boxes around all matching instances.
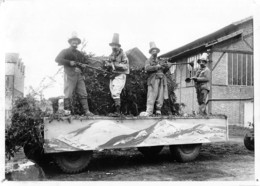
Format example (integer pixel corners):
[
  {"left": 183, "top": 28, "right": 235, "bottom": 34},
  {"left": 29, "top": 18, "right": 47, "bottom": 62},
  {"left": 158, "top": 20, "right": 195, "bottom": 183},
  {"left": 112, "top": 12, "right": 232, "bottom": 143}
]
[{"left": 145, "top": 56, "right": 169, "bottom": 100}]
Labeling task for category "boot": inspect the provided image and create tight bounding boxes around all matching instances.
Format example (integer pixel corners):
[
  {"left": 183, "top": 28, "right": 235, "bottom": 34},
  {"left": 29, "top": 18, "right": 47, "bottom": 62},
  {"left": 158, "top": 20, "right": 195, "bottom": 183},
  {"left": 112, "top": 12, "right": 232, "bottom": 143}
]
[
  {"left": 114, "top": 105, "right": 121, "bottom": 116},
  {"left": 155, "top": 110, "right": 162, "bottom": 116},
  {"left": 109, "top": 98, "right": 121, "bottom": 117},
  {"left": 139, "top": 111, "right": 152, "bottom": 117},
  {"left": 80, "top": 98, "right": 95, "bottom": 116},
  {"left": 201, "top": 103, "right": 207, "bottom": 116},
  {"left": 63, "top": 98, "right": 71, "bottom": 116},
  {"left": 198, "top": 104, "right": 207, "bottom": 116},
  {"left": 50, "top": 98, "right": 59, "bottom": 114}
]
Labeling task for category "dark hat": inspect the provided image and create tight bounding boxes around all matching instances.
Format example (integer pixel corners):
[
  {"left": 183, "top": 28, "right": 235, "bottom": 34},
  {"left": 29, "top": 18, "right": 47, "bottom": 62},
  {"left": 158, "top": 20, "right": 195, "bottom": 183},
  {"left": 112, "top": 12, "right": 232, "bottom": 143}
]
[
  {"left": 149, "top": 42, "right": 160, "bottom": 54},
  {"left": 109, "top": 33, "right": 121, "bottom": 47}
]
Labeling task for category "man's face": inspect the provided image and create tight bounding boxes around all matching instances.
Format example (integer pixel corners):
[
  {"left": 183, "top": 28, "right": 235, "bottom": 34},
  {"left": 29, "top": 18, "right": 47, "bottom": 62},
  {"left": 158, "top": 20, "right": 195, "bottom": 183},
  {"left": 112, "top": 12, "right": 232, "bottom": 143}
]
[
  {"left": 70, "top": 40, "right": 79, "bottom": 49},
  {"left": 151, "top": 49, "right": 158, "bottom": 57},
  {"left": 111, "top": 45, "right": 120, "bottom": 52},
  {"left": 199, "top": 60, "right": 207, "bottom": 68}
]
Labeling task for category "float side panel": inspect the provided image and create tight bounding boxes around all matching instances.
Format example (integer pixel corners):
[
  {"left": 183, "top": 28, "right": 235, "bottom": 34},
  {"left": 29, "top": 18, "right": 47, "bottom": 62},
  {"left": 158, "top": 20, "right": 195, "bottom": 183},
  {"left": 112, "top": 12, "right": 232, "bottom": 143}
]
[{"left": 44, "top": 117, "right": 227, "bottom": 153}]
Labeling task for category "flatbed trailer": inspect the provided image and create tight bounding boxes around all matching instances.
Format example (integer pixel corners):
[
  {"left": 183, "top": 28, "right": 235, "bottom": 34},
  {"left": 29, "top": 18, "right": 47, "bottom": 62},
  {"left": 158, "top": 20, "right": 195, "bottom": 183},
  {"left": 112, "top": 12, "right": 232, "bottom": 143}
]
[{"left": 43, "top": 115, "right": 228, "bottom": 173}]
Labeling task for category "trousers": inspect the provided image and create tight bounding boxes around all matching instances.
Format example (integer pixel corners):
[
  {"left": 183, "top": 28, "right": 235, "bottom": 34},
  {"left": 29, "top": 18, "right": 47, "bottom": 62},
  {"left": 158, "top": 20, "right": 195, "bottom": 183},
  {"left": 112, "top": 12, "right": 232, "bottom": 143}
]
[
  {"left": 109, "top": 74, "right": 126, "bottom": 99},
  {"left": 146, "top": 78, "right": 165, "bottom": 114},
  {"left": 64, "top": 72, "right": 88, "bottom": 99},
  {"left": 196, "top": 88, "right": 209, "bottom": 105},
  {"left": 196, "top": 88, "right": 209, "bottom": 115}
]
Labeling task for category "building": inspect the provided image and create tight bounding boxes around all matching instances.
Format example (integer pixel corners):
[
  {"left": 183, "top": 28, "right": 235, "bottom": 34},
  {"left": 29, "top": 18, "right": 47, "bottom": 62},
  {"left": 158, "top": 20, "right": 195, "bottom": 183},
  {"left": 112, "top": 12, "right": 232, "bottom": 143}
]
[
  {"left": 160, "top": 17, "right": 253, "bottom": 126},
  {"left": 126, "top": 47, "right": 147, "bottom": 68},
  {"left": 5, "top": 53, "right": 25, "bottom": 122}
]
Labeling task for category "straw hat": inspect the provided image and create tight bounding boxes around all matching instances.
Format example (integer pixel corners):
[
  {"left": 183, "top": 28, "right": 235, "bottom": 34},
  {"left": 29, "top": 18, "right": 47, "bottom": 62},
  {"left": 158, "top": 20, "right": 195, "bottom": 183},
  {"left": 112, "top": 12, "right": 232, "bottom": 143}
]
[
  {"left": 197, "top": 53, "right": 208, "bottom": 63},
  {"left": 68, "top": 32, "right": 81, "bottom": 44}
]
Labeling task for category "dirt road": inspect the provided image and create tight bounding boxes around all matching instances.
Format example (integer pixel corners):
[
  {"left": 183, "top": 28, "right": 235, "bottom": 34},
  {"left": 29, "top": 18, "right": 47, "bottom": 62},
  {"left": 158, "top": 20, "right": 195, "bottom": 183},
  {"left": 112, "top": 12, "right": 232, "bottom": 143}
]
[{"left": 42, "top": 137, "right": 255, "bottom": 181}]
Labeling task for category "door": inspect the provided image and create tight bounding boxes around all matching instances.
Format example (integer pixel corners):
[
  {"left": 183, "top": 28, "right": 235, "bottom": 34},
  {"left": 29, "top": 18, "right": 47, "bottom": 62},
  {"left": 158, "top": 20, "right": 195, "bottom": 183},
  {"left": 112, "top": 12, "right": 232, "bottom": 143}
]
[{"left": 244, "top": 101, "right": 253, "bottom": 128}]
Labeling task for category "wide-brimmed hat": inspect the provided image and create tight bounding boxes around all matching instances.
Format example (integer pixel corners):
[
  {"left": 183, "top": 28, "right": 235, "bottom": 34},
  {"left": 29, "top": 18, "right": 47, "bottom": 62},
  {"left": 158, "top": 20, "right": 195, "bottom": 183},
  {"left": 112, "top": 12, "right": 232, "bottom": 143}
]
[
  {"left": 149, "top": 42, "right": 160, "bottom": 54},
  {"left": 68, "top": 32, "right": 81, "bottom": 44},
  {"left": 109, "top": 33, "right": 121, "bottom": 47},
  {"left": 197, "top": 53, "right": 208, "bottom": 63}
]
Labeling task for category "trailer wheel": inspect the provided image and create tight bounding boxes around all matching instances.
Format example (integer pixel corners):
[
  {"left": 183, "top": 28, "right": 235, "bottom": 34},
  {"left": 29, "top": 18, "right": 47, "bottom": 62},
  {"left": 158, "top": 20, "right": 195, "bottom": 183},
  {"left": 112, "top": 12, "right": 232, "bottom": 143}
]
[
  {"left": 170, "top": 144, "right": 201, "bottom": 162},
  {"left": 244, "top": 132, "right": 254, "bottom": 151},
  {"left": 53, "top": 151, "right": 93, "bottom": 174},
  {"left": 138, "top": 146, "right": 163, "bottom": 157},
  {"left": 23, "top": 143, "right": 51, "bottom": 166}
]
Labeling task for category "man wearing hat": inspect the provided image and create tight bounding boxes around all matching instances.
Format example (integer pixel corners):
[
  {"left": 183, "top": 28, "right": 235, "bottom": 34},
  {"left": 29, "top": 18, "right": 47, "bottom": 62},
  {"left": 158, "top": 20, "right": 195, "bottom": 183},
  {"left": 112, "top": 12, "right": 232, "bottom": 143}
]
[
  {"left": 104, "top": 33, "right": 129, "bottom": 116},
  {"left": 55, "top": 32, "right": 94, "bottom": 116},
  {"left": 191, "top": 53, "right": 211, "bottom": 115},
  {"left": 142, "top": 42, "right": 169, "bottom": 116}
]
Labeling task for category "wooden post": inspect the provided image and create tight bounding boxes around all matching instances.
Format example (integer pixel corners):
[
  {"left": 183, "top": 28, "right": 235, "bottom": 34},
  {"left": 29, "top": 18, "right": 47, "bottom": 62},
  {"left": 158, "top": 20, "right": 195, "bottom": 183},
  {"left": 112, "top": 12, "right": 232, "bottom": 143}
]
[{"left": 208, "top": 49, "right": 213, "bottom": 114}]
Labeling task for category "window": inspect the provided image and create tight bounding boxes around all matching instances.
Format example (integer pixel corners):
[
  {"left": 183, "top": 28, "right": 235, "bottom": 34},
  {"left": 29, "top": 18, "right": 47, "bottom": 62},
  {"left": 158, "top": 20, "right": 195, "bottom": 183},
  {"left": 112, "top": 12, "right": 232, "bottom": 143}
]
[
  {"left": 5, "top": 75, "right": 14, "bottom": 90},
  {"left": 228, "top": 53, "right": 253, "bottom": 86}
]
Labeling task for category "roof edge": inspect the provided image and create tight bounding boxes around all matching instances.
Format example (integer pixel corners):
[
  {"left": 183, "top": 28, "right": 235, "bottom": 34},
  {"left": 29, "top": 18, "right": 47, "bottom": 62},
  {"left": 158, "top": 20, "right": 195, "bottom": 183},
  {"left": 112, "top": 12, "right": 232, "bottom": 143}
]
[{"left": 160, "top": 16, "right": 253, "bottom": 59}]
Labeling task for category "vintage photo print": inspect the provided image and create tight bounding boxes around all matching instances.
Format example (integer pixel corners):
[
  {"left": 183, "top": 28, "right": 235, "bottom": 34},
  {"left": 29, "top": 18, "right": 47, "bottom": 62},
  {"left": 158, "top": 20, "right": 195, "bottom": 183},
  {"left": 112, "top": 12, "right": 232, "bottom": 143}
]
[{"left": 0, "top": 0, "right": 259, "bottom": 185}]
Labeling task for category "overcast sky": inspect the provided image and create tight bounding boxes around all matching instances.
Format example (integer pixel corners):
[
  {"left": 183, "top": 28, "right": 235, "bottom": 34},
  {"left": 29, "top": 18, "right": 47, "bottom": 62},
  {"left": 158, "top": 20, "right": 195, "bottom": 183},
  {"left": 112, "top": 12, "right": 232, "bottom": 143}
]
[{"left": 1, "top": 0, "right": 255, "bottom": 98}]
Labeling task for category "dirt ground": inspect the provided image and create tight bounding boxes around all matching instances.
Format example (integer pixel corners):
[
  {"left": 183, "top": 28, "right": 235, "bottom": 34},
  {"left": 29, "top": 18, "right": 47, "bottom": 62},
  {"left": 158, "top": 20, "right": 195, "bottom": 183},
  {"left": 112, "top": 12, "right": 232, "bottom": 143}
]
[{"left": 40, "top": 137, "right": 255, "bottom": 181}]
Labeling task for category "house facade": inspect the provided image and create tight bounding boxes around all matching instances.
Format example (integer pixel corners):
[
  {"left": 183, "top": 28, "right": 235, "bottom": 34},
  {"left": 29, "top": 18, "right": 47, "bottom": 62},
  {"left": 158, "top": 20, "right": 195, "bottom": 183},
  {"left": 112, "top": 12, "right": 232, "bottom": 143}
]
[
  {"left": 5, "top": 53, "right": 25, "bottom": 124},
  {"left": 160, "top": 17, "right": 253, "bottom": 126}
]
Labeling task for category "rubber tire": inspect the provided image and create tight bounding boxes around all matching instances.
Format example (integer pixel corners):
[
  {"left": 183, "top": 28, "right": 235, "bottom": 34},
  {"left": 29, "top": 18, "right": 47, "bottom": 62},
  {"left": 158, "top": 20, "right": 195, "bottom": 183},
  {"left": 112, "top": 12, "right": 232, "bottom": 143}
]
[
  {"left": 138, "top": 146, "right": 164, "bottom": 157},
  {"left": 53, "top": 151, "right": 93, "bottom": 174},
  {"left": 170, "top": 144, "right": 201, "bottom": 162},
  {"left": 23, "top": 143, "right": 51, "bottom": 166},
  {"left": 244, "top": 132, "right": 254, "bottom": 151}
]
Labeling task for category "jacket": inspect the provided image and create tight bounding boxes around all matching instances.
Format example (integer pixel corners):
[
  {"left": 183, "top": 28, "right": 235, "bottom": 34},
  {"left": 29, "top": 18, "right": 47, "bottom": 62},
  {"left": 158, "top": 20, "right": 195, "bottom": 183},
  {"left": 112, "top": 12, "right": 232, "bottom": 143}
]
[
  {"left": 55, "top": 47, "right": 88, "bottom": 76},
  {"left": 145, "top": 56, "right": 169, "bottom": 99},
  {"left": 108, "top": 49, "right": 130, "bottom": 74},
  {"left": 194, "top": 66, "right": 211, "bottom": 91}
]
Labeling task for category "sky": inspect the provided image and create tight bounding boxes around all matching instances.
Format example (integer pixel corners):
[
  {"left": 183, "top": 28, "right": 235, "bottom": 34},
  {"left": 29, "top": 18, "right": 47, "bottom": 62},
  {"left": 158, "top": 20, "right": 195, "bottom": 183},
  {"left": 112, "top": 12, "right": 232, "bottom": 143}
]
[{"left": 1, "top": 0, "right": 256, "bottom": 98}]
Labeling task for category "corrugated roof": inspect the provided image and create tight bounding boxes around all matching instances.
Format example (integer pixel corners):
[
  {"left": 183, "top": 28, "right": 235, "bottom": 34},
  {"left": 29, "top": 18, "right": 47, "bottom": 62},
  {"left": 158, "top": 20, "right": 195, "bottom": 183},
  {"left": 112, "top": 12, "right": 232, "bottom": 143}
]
[{"left": 160, "top": 16, "right": 253, "bottom": 61}]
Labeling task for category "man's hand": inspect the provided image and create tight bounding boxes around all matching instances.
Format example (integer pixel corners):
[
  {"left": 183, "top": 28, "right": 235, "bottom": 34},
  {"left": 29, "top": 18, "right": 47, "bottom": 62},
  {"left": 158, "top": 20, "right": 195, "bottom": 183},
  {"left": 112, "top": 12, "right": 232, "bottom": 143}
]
[
  {"left": 80, "top": 64, "right": 88, "bottom": 68},
  {"left": 74, "top": 67, "right": 82, "bottom": 73},
  {"left": 191, "top": 77, "right": 198, "bottom": 81},
  {"left": 156, "top": 64, "right": 162, "bottom": 69},
  {"left": 103, "top": 60, "right": 111, "bottom": 67},
  {"left": 70, "top": 61, "right": 76, "bottom": 66}
]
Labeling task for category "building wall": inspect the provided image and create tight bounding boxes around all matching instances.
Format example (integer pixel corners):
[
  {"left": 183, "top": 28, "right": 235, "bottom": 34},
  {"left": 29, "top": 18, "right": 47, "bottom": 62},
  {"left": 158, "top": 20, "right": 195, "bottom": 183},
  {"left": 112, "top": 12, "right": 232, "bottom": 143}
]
[
  {"left": 174, "top": 58, "right": 200, "bottom": 114},
  {"left": 175, "top": 87, "right": 199, "bottom": 113},
  {"left": 5, "top": 53, "right": 25, "bottom": 124},
  {"left": 211, "top": 52, "right": 228, "bottom": 85},
  {"left": 211, "top": 100, "right": 244, "bottom": 125},
  {"left": 209, "top": 21, "right": 253, "bottom": 125},
  {"left": 173, "top": 21, "right": 253, "bottom": 125}
]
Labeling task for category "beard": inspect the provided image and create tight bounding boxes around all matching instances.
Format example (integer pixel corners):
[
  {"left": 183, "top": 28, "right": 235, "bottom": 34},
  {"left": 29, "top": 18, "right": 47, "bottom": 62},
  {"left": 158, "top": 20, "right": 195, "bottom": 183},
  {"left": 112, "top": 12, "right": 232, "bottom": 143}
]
[
  {"left": 71, "top": 45, "right": 77, "bottom": 50},
  {"left": 112, "top": 48, "right": 118, "bottom": 52},
  {"left": 200, "top": 64, "right": 205, "bottom": 68}
]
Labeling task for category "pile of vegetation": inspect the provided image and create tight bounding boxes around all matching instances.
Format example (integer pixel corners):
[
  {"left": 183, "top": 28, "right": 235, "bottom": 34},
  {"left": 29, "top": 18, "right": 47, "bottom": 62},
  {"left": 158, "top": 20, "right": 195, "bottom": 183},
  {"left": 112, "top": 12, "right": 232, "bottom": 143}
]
[
  {"left": 71, "top": 66, "right": 179, "bottom": 116},
  {"left": 72, "top": 47, "right": 180, "bottom": 115},
  {"left": 5, "top": 95, "right": 46, "bottom": 160}
]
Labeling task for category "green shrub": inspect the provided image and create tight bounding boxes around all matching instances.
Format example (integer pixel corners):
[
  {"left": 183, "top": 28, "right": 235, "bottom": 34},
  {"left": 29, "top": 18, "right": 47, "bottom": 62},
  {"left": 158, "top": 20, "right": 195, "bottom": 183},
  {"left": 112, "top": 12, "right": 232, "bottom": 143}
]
[{"left": 5, "top": 95, "right": 46, "bottom": 159}]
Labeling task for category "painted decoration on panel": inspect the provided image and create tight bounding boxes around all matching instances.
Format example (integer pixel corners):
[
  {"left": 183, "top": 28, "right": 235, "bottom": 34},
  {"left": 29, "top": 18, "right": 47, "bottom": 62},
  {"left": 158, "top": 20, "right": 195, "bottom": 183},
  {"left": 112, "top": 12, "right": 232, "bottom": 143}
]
[{"left": 44, "top": 116, "right": 227, "bottom": 153}]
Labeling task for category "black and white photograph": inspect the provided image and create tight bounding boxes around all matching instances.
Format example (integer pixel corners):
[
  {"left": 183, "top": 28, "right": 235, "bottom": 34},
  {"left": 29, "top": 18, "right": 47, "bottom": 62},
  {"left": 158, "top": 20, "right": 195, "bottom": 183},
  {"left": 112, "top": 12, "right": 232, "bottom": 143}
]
[{"left": 0, "top": 0, "right": 259, "bottom": 183}]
